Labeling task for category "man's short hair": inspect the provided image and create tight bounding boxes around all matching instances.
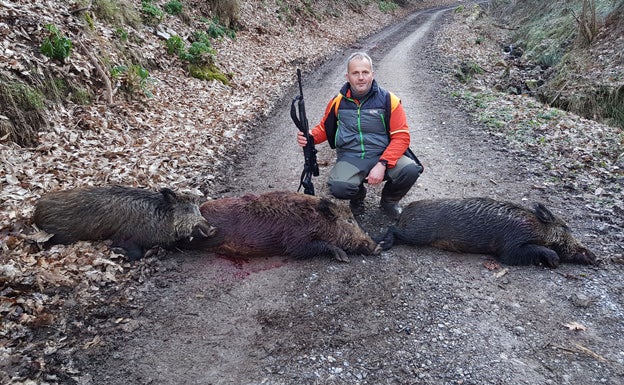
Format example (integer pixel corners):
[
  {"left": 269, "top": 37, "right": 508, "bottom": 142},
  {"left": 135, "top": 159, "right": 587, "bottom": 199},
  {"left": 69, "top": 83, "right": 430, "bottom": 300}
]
[{"left": 347, "top": 52, "right": 374, "bottom": 72}]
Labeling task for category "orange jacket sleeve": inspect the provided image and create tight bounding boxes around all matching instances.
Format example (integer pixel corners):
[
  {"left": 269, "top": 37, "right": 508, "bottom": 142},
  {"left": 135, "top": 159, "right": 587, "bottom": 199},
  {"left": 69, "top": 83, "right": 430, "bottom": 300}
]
[
  {"left": 309, "top": 97, "right": 336, "bottom": 144},
  {"left": 380, "top": 94, "right": 410, "bottom": 168}
]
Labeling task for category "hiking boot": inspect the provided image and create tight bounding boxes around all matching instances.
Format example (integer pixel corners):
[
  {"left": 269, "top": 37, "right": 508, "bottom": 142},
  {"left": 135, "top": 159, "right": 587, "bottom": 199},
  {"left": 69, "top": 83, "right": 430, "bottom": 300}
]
[
  {"left": 380, "top": 199, "right": 402, "bottom": 220},
  {"left": 349, "top": 185, "right": 366, "bottom": 216},
  {"left": 350, "top": 198, "right": 365, "bottom": 216}
]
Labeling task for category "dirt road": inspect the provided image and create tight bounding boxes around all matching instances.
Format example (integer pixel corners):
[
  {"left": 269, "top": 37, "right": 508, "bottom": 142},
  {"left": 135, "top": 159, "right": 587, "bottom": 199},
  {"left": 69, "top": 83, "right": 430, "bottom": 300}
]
[{"left": 76, "top": 6, "right": 624, "bottom": 385}]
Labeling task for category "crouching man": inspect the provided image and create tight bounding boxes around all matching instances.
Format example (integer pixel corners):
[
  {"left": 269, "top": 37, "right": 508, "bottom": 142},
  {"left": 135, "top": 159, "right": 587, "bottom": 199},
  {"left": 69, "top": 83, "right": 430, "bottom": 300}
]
[{"left": 296, "top": 52, "right": 423, "bottom": 219}]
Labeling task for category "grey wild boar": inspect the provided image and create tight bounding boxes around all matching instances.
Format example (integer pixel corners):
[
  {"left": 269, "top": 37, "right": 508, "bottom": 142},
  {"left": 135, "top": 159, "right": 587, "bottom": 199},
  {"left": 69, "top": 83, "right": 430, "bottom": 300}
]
[
  {"left": 181, "top": 191, "right": 380, "bottom": 262},
  {"left": 33, "top": 186, "right": 216, "bottom": 260},
  {"left": 377, "top": 197, "right": 596, "bottom": 268}
]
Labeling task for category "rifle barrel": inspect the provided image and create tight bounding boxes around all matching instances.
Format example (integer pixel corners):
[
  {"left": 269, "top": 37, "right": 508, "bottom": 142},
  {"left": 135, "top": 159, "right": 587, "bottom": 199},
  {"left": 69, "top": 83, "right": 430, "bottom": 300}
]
[{"left": 297, "top": 68, "right": 304, "bottom": 98}]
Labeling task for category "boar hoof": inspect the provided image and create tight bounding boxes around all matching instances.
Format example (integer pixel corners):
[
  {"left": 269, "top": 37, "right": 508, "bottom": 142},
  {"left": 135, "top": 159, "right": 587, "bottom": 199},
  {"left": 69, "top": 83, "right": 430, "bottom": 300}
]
[
  {"left": 143, "top": 246, "right": 161, "bottom": 259},
  {"left": 111, "top": 245, "right": 144, "bottom": 261},
  {"left": 541, "top": 252, "right": 560, "bottom": 268},
  {"left": 570, "top": 249, "right": 598, "bottom": 265},
  {"left": 374, "top": 226, "right": 397, "bottom": 250},
  {"left": 331, "top": 247, "right": 350, "bottom": 263}
]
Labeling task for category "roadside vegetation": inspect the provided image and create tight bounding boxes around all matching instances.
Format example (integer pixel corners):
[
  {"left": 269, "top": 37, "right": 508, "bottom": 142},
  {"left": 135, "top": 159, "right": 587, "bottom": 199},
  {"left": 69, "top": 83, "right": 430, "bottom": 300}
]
[
  {"left": 486, "top": 0, "right": 623, "bottom": 128},
  {"left": 3, "top": 0, "right": 621, "bottom": 149},
  {"left": 0, "top": 0, "right": 412, "bottom": 148},
  {"left": 437, "top": 0, "right": 622, "bottom": 241},
  {"left": 1, "top": 0, "right": 241, "bottom": 146}
]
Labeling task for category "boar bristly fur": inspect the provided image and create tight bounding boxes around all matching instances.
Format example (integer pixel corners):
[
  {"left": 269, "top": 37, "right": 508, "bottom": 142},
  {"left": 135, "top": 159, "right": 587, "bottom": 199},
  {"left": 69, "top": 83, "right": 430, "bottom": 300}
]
[
  {"left": 182, "top": 191, "right": 380, "bottom": 262},
  {"left": 377, "top": 197, "right": 596, "bottom": 268},
  {"left": 33, "top": 186, "right": 216, "bottom": 260}
]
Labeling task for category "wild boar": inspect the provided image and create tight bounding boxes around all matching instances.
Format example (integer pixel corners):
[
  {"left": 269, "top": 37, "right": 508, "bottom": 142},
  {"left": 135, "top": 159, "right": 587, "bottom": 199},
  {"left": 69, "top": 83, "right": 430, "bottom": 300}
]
[
  {"left": 377, "top": 197, "right": 596, "bottom": 268},
  {"left": 33, "top": 186, "right": 216, "bottom": 260},
  {"left": 181, "top": 191, "right": 380, "bottom": 262}
]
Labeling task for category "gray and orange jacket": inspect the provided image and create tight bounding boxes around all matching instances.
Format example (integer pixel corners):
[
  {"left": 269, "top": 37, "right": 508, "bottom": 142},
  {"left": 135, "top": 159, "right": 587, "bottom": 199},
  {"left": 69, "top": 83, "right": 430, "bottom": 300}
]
[{"left": 309, "top": 80, "right": 410, "bottom": 168}]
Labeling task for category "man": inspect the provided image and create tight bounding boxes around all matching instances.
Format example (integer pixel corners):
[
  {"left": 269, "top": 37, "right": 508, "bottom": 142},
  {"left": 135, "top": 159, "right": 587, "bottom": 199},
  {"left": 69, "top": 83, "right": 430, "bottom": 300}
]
[{"left": 297, "top": 52, "right": 422, "bottom": 219}]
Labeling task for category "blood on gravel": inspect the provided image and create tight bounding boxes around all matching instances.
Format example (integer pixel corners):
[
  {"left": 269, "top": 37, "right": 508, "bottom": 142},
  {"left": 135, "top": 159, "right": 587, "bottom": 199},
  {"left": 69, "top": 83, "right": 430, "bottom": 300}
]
[{"left": 216, "top": 254, "right": 287, "bottom": 280}]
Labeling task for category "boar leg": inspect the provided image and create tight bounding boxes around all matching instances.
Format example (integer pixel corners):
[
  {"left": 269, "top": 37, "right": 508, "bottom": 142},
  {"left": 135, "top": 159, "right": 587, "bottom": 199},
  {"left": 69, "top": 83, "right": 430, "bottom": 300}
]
[
  {"left": 291, "top": 241, "right": 350, "bottom": 263},
  {"left": 111, "top": 239, "right": 145, "bottom": 261},
  {"left": 374, "top": 226, "right": 398, "bottom": 250},
  {"left": 561, "top": 249, "right": 597, "bottom": 265},
  {"left": 48, "top": 233, "right": 75, "bottom": 245},
  {"left": 500, "top": 244, "right": 560, "bottom": 268}
]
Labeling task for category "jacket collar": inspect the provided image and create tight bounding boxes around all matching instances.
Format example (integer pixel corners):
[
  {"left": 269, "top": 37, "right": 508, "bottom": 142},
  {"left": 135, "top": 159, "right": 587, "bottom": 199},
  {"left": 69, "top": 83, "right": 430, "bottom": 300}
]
[{"left": 340, "top": 79, "right": 379, "bottom": 101}]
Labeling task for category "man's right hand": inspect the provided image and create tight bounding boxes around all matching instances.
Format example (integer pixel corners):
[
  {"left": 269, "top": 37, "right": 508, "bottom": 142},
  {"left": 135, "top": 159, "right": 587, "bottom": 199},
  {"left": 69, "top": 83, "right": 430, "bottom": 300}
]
[{"left": 297, "top": 131, "right": 308, "bottom": 147}]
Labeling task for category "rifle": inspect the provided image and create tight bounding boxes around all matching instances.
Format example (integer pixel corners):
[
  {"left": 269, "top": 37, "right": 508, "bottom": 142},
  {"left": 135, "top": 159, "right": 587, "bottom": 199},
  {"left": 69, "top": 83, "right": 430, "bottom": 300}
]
[{"left": 290, "top": 68, "right": 319, "bottom": 195}]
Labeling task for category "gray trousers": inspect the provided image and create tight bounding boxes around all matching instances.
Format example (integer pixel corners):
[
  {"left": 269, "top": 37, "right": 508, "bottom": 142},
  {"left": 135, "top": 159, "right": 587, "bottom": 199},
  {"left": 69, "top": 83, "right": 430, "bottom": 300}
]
[{"left": 327, "top": 155, "right": 422, "bottom": 202}]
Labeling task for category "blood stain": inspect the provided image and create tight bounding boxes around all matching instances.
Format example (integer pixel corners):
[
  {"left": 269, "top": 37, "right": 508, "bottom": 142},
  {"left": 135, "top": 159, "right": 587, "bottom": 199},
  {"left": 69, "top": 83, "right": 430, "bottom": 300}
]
[{"left": 216, "top": 254, "right": 287, "bottom": 280}]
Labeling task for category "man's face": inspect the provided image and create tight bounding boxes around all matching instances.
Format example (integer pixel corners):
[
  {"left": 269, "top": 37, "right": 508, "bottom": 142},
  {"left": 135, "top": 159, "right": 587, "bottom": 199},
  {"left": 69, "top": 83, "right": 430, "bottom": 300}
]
[{"left": 345, "top": 57, "right": 374, "bottom": 97}]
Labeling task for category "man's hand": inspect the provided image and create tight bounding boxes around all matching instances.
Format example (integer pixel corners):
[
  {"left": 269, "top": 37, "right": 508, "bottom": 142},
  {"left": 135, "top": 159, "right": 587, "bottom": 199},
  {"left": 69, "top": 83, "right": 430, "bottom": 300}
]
[
  {"left": 297, "top": 131, "right": 308, "bottom": 147},
  {"left": 367, "top": 162, "right": 386, "bottom": 185}
]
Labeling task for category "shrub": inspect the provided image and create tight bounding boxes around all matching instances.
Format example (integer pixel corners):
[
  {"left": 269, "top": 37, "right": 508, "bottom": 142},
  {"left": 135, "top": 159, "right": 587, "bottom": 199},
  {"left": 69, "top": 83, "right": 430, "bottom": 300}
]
[
  {"left": 186, "top": 41, "right": 215, "bottom": 64},
  {"left": 40, "top": 24, "right": 72, "bottom": 62},
  {"left": 141, "top": 0, "right": 164, "bottom": 25},
  {"left": 114, "top": 27, "right": 129, "bottom": 42},
  {"left": 204, "top": 17, "right": 237, "bottom": 39},
  {"left": 378, "top": 1, "right": 399, "bottom": 13},
  {"left": 163, "top": 30, "right": 228, "bottom": 84},
  {"left": 164, "top": 0, "right": 183, "bottom": 15},
  {"left": 454, "top": 61, "right": 484, "bottom": 83},
  {"left": 166, "top": 35, "right": 185, "bottom": 56},
  {"left": 166, "top": 33, "right": 215, "bottom": 65},
  {"left": 111, "top": 64, "right": 155, "bottom": 99}
]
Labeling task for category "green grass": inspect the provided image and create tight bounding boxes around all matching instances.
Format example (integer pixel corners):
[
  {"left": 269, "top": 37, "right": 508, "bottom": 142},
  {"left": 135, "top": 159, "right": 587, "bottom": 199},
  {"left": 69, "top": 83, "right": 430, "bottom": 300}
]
[
  {"left": 93, "top": 0, "right": 141, "bottom": 27},
  {"left": 163, "top": 0, "right": 183, "bottom": 15}
]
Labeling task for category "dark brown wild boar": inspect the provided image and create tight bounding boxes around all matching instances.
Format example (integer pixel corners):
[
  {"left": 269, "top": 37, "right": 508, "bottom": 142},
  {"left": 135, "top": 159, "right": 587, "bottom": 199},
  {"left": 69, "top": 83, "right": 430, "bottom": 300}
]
[
  {"left": 377, "top": 197, "right": 596, "bottom": 268},
  {"left": 181, "top": 191, "right": 380, "bottom": 262},
  {"left": 33, "top": 186, "right": 216, "bottom": 260}
]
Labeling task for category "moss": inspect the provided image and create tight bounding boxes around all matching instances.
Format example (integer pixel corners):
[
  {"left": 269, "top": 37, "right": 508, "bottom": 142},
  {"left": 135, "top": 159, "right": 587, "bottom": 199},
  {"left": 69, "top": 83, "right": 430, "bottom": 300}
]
[{"left": 188, "top": 63, "right": 231, "bottom": 85}]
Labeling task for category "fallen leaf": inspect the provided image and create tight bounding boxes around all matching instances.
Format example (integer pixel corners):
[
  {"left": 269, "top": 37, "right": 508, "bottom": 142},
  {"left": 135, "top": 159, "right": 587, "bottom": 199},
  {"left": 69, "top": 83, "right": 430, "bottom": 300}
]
[
  {"left": 483, "top": 260, "right": 501, "bottom": 270},
  {"left": 563, "top": 321, "right": 587, "bottom": 331},
  {"left": 494, "top": 268, "right": 509, "bottom": 278},
  {"left": 5, "top": 174, "right": 20, "bottom": 185},
  {"left": 83, "top": 335, "right": 105, "bottom": 349},
  {"left": 24, "top": 230, "right": 55, "bottom": 243}
]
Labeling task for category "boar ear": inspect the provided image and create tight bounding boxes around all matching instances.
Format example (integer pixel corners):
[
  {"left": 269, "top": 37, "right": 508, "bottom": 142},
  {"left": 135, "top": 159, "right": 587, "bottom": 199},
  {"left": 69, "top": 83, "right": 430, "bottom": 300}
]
[
  {"left": 534, "top": 203, "right": 556, "bottom": 223},
  {"left": 159, "top": 188, "right": 178, "bottom": 203},
  {"left": 318, "top": 198, "right": 338, "bottom": 221}
]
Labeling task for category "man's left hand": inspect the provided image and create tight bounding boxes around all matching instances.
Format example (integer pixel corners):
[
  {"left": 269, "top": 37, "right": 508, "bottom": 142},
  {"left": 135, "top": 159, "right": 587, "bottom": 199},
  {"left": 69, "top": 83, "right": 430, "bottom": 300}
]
[{"left": 367, "top": 162, "right": 386, "bottom": 185}]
